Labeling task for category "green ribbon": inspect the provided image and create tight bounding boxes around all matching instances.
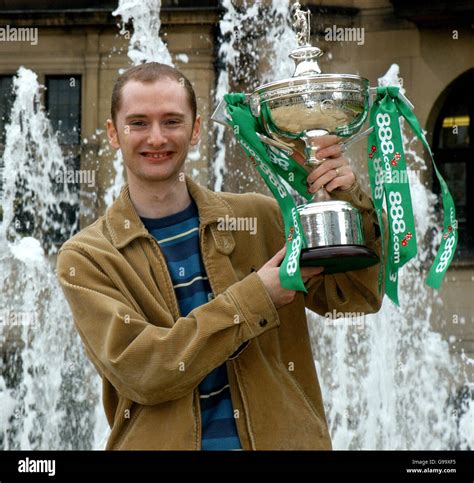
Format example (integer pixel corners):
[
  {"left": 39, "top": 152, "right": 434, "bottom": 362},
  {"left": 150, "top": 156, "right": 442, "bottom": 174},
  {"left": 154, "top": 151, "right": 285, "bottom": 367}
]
[
  {"left": 223, "top": 93, "right": 312, "bottom": 292},
  {"left": 368, "top": 86, "right": 458, "bottom": 304}
]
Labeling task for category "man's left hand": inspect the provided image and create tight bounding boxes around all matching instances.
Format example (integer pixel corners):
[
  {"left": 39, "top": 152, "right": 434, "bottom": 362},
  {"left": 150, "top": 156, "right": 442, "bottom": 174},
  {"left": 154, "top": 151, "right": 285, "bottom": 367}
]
[{"left": 305, "top": 135, "right": 356, "bottom": 193}]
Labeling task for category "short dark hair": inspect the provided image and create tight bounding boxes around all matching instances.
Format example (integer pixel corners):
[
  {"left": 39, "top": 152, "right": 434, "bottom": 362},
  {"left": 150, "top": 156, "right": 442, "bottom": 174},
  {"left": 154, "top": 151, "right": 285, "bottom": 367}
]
[{"left": 110, "top": 62, "right": 197, "bottom": 124}]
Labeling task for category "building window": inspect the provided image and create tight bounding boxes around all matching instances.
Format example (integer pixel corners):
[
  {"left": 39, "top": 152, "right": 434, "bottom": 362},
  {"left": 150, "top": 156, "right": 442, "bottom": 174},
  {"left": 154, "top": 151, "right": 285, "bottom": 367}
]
[
  {"left": 0, "top": 75, "right": 14, "bottom": 223},
  {"left": 45, "top": 75, "right": 82, "bottom": 246},
  {"left": 45, "top": 75, "right": 81, "bottom": 146},
  {"left": 433, "top": 69, "right": 473, "bottom": 260},
  {"left": 0, "top": 75, "right": 14, "bottom": 145}
]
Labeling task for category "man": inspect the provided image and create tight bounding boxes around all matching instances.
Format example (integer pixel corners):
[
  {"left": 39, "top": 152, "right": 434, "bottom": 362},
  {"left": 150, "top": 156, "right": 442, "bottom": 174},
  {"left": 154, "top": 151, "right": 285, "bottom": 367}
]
[{"left": 57, "top": 62, "right": 384, "bottom": 450}]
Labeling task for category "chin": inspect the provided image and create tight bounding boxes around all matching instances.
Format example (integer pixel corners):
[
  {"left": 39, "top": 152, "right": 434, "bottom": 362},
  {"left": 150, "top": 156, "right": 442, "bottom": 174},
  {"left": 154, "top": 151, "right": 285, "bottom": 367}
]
[{"left": 140, "top": 168, "right": 182, "bottom": 183}]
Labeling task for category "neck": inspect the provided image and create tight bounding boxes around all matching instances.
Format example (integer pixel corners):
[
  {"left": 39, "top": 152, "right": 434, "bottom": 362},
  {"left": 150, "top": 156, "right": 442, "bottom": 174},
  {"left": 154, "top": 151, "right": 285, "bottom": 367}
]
[{"left": 127, "top": 172, "right": 192, "bottom": 219}]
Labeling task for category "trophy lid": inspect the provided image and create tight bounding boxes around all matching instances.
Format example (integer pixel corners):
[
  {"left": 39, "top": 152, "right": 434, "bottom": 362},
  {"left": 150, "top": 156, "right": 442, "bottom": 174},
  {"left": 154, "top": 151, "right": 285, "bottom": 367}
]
[
  {"left": 252, "top": 1, "right": 369, "bottom": 90},
  {"left": 250, "top": 2, "right": 369, "bottom": 118},
  {"left": 288, "top": 1, "right": 324, "bottom": 77}
]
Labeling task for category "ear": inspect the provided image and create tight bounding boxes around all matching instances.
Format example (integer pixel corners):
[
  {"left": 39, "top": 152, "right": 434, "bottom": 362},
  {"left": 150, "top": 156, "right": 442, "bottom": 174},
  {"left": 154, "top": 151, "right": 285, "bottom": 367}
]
[
  {"left": 190, "top": 115, "right": 201, "bottom": 146},
  {"left": 106, "top": 118, "right": 120, "bottom": 150}
]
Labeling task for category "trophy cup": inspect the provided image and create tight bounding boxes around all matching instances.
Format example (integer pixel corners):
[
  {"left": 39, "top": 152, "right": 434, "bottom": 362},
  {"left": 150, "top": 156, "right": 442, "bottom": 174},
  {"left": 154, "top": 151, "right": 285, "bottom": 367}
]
[
  {"left": 213, "top": 1, "right": 379, "bottom": 274},
  {"left": 212, "top": 1, "right": 458, "bottom": 299}
]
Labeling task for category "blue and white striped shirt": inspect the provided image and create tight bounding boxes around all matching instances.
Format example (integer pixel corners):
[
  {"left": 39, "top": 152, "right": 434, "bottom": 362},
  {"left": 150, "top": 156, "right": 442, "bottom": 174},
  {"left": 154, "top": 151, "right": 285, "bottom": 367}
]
[{"left": 141, "top": 200, "right": 242, "bottom": 450}]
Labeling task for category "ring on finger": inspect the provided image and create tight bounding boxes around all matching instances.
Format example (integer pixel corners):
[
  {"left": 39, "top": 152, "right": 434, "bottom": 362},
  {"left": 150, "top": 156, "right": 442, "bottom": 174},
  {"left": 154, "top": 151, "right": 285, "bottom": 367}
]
[{"left": 335, "top": 168, "right": 340, "bottom": 176}]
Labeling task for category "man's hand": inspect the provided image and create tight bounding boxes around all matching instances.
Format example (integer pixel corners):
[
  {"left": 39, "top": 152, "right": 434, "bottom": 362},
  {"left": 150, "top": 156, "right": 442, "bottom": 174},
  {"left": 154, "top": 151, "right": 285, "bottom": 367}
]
[
  {"left": 303, "top": 135, "right": 356, "bottom": 193},
  {"left": 257, "top": 247, "right": 324, "bottom": 309}
]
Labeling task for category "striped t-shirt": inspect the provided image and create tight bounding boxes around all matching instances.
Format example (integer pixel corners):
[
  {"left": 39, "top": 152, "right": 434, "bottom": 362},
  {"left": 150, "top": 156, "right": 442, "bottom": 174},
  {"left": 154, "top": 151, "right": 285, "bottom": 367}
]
[{"left": 140, "top": 200, "right": 242, "bottom": 450}]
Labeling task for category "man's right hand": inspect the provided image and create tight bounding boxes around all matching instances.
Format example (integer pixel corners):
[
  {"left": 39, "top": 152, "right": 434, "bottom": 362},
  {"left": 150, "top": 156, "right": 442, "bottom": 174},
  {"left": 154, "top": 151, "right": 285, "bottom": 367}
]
[{"left": 257, "top": 247, "right": 324, "bottom": 309}]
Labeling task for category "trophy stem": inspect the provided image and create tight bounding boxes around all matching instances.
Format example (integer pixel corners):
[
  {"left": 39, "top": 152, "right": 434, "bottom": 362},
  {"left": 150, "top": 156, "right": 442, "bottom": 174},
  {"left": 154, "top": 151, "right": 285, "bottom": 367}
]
[
  {"left": 309, "top": 186, "right": 331, "bottom": 202},
  {"left": 303, "top": 128, "right": 329, "bottom": 167},
  {"left": 300, "top": 128, "right": 333, "bottom": 202}
]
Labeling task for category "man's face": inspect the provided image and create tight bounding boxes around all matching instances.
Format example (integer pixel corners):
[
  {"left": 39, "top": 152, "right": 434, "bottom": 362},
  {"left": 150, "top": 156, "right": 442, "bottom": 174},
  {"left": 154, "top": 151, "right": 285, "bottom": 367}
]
[{"left": 107, "top": 77, "right": 200, "bottom": 185}]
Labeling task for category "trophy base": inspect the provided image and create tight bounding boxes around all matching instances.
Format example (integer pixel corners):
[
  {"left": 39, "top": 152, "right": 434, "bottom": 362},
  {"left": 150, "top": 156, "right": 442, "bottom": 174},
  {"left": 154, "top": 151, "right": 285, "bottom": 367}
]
[{"left": 300, "top": 244, "right": 379, "bottom": 274}]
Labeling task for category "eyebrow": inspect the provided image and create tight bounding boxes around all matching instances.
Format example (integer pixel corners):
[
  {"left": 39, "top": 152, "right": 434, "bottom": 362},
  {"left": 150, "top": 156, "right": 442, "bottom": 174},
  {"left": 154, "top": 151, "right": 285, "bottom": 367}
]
[{"left": 125, "top": 112, "right": 186, "bottom": 121}]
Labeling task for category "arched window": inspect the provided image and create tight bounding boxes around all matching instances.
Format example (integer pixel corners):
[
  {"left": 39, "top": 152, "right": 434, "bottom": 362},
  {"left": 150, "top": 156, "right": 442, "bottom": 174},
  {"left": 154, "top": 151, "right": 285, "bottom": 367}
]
[{"left": 432, "top": 69, "right": 474, "bottom": 260}]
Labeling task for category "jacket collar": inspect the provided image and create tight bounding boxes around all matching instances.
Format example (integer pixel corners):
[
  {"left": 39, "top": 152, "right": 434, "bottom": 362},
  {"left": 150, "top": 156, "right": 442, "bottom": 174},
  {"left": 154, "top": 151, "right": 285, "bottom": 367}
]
[{"left": 105, "top": 175, "right": 236, "bottom": 254}]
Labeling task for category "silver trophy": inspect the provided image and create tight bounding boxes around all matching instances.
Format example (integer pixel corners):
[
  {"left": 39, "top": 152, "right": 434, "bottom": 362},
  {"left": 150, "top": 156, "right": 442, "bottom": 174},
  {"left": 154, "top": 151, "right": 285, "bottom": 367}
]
[{"left": 213, "top": 2, "right": 380, "bottom": 273}]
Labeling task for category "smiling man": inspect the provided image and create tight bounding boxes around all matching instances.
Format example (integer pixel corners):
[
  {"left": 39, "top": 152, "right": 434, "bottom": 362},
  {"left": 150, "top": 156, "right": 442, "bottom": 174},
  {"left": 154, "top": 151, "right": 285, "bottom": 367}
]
[
  {"left": 57, "top": 62, "right": 384, "bottom": 450},
  {"left": 107, "top": 70, "right": 201, "bottom": 219}
]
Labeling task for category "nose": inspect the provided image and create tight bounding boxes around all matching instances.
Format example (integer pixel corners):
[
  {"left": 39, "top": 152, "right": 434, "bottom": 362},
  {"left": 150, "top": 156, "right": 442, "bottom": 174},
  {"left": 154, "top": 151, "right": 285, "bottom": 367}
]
[{"left": 146, "top": 122, "right": 167, "bottom": 147}]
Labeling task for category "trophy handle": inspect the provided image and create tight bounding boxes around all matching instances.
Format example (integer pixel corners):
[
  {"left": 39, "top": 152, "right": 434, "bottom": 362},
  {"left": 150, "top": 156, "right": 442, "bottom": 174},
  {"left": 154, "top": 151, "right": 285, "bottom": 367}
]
[
  {"left": 339, "top": 126, "right": 374, "bottom": 153},
  {"left": 211, "top": 98, "right": 232, "bottom": 127},
  {"left": 255, "top": 132, "right": 293, "bottom": 155}
]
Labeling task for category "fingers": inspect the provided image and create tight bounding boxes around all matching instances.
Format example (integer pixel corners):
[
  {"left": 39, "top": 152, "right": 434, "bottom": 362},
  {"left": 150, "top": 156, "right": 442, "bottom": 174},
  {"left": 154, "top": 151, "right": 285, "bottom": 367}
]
[
  {"left": 300, "top": 266, "right": 324, "bottom": 282},
  {"left": 307, "top": 157, "right": 347, "bottom": 185},
  {"left": 325, "top": 172, "right": 356, "bottom": 193},
  {"left": 300, "top": 266, "right": 324, "bottom": 276},
  {"left": 314, "top": 143, "right": 342, "bottom": 161},
  {"left": 309, "top": 165, "right": 355, "bottom": 193},
  {"left": 263, "top": 248, "right": 324, "bottom": 285},
  {"left": 306, "top": 148, "right": 358, "bottom": 193},
  {"left": 266, "top": 246, "right": 287, "bottom": 267},
  {"left": 310, "top": 134, "right": 340, "bottom": 152},
  {"left": 267, "top": 249, "right": 324, "bottom": 273}
]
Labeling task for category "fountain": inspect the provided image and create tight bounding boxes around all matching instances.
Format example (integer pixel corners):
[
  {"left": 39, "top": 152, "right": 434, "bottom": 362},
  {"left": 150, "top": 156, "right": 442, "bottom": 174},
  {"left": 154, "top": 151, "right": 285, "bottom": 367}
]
[
  {"left": 213, "top": 0, "right": 298, "bottom": 192},
  {"left": 215, "top": 1, "right": 472, "bottom": 449},
  {"left": 0, "top": 0, "right": 174, "bottom": 450},
  {"left": 0, "top": 67, "right": 103, "bottom": 450}
]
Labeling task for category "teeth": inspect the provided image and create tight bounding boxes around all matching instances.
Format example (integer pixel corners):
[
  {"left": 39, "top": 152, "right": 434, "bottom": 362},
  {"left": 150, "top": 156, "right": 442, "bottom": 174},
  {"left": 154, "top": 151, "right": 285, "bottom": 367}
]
[{"left": 144, "top": 152, "right": 169, "bottom": 159}]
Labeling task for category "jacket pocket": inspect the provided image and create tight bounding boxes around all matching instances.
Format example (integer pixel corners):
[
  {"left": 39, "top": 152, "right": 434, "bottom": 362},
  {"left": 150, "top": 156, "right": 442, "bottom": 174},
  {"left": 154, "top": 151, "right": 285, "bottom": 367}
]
[
  {"left": 285, "top": 370, "right": 326, "bottom": 434},
  {"left": 108, "top": 400, "right": 144, "bottom": 450}
]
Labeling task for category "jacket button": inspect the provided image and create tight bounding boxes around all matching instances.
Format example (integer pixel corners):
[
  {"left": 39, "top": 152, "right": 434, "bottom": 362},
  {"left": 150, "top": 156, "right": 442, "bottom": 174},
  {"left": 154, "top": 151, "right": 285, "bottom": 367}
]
[{"left": 259, "top": 318, "right": 268, "bottom": 327}]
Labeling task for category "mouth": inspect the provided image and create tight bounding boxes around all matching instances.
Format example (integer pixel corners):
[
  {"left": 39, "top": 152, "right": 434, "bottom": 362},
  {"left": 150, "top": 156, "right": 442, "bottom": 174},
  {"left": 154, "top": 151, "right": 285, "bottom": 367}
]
[{"left": 140, "top": 151, "right": 174, "bottom": 162}]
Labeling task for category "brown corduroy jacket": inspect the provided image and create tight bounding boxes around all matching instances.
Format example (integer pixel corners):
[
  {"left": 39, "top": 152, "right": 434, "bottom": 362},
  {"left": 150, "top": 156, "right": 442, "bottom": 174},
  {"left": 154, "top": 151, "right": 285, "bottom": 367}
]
[{"left": 56, "top": 175, "right": 384, "bottom": 450}]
